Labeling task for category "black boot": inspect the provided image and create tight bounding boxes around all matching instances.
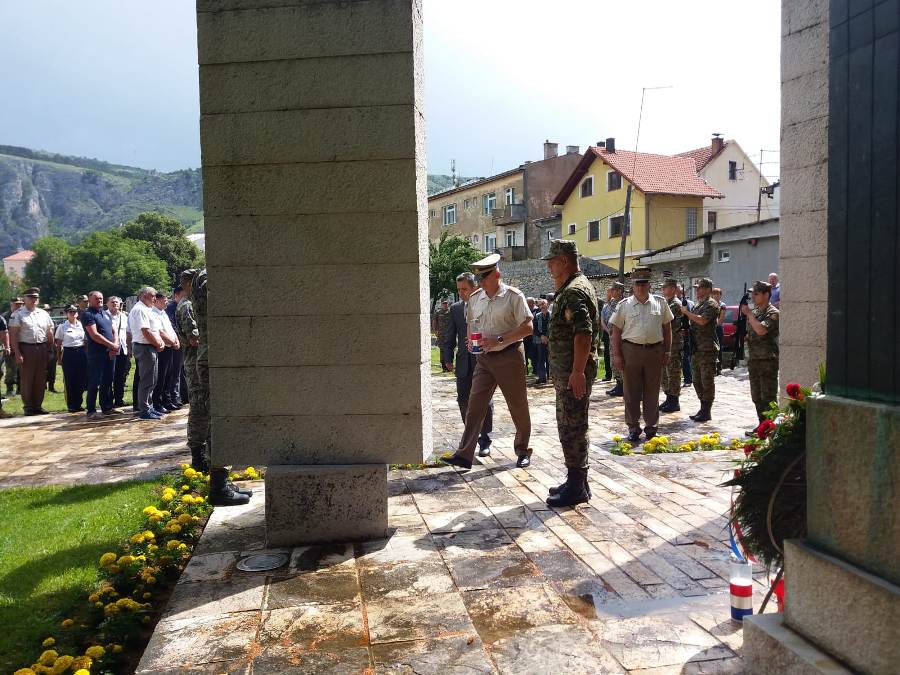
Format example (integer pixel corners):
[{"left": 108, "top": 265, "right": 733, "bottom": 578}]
[
  {"left": 606, "top": 380, "right": 623, "bottom": 396},
  {"left": 659, "top": 395, "right": 677, "bottom": 413},
  {"left": 691, "top": 401, "right": 712, "bottom": 423},
  {"left": 190, "top": 445, "right": 210, "bottom": 473},
  {"left": 209, "top": 468, "right": 251, "bottom": 506},
  {"left": 549, "top": 472, "right": 592, "bottom": 498},
  {"left": 547, "top": 468, "right": 590, "bottom": 507}
]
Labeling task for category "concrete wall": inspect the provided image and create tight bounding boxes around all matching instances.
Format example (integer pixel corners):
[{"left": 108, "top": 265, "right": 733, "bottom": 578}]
[
  {"left": 198, "top": 0, "right": 431, "bottom": 467},
  {"left": 778, "top": 0, "right": 829, "bottom": 390}
]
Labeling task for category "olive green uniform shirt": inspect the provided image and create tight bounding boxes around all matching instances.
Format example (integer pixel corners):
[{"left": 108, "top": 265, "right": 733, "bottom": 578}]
[
  {"left": 746, "top": 303, "right": 780, "bottom": 360},
  {"left": 692, "top": 298, "right": 720, "bottom": 352},
  {"left": 548, "top": 272, "right": 600, "bottom": 381}
]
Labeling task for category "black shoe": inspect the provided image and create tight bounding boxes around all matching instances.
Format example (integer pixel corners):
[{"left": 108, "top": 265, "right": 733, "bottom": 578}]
[
  {"left": 602, "top": 376, "right": 612, "bottom": 382},
  {"left": 35, "top": 408, "right": 50, "bottom": 415},
  {"left": 659, "top": 395, "right": 680, "bottom": 413},
  {"left": 439, "top": 454, "right": 472, "bottom": 470},
  {"left": 606, "top": 382, "right": 623, "bottom": 396},
  {"left": 549, "top": 474, "right": 592, "bottom": 498},
  {"left": 227, "top": 481, "right": 254, "bottom": 497},
  {"left": 477, "top": 444, "right": 491, "bottom": 457},
  {"left": 546, "top": 468, "right": 590, "bottom": 507},
  {"left": 209, "top": 468, "right": 251, "bottom": 506},
  {"left": 684, "top": 379, "right": 693, "bottom": 386},
  {"left": 691, "top": 402, "right": 712, "bottom": 423},
  {"left": 644, "top": 429, "right": 657, "bottom": 441},
  {"left": 515, "top": 454, "right": 531, "bottom": 469},
  {"left": 627, "top": 430, "right": 642, "bottom": 443}
]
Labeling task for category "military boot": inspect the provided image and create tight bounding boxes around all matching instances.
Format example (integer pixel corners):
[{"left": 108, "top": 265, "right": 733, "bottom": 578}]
[
  {"left": 546, "top": 468, "right": 590, "bottom": 507},
  {"left": 659, "top": 395, "right": 680, "bottom": 413},
  {"left": 548, "top": 472, "right": 592, "bottom": 498},
  {"left": 209, "top": 468, "right": 251, "bottom": 507},
  {"left": 606, "top": 380, "right": 623, "bottom": 396},
  {"left": 190, "top": 445, "right": 210, "bottom": 473},
  {"left": 691, "top": 401, "right": 712, "bottom": 423}
]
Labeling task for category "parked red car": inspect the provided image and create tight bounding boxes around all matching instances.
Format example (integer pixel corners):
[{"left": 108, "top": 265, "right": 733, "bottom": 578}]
[{"left": 721, "top": 305, "right": 739, "bottom": 351}]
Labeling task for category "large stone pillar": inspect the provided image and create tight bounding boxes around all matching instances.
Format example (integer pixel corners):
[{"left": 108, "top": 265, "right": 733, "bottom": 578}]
[
  {"left": 196, "top": 0, "right": 431, "bottom": 544},
  {"left": 744, "top": 0, "right": 900, "bottom": 672}
]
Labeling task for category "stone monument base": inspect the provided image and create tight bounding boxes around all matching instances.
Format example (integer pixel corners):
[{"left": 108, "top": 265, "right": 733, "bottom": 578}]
[{"left": 265, "top": 464, "right": 388, "bottom": 546}]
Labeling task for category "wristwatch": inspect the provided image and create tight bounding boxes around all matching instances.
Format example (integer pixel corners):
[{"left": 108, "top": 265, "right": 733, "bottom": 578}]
[{"left": 496, "top": 334, "right": 504, "bottom": 344}]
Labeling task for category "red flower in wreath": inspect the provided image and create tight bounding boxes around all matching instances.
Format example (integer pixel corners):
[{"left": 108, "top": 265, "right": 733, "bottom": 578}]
[
  {"left": 785, "top": 383, "right": 804, "bottom": 400},
  {"left": 755, "top": 419, "right": 777, "bottom": 439},
  {"left": 743, "top": 443, "right": 755, "bottom": 456}
]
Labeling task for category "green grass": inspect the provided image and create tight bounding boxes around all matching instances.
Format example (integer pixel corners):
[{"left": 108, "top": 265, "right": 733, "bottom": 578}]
[
  {"left": 0, "top": 480, "right": 160, "bottom": 672},
  {"left": 1, "top": 363, "right": 134, "bottom": 417}
]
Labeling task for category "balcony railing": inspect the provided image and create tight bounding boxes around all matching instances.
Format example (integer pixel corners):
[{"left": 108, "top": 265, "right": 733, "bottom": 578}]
[{"left": 491, "top": 203, "right": 527, "bottom": 226}]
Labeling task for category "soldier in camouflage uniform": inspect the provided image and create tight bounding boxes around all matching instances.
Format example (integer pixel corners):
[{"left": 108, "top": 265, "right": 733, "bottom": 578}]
[
  {"left": 433, "top": 298, "right": 453, "bottom": 371},
  {"left": 2, "top": 298, "right": 23, "bottom": 395},
  {"left": 180, "top": 269, "right": 250, "bottom": 506},
  {"left": 743, "top": 280, "right": 780, "bottom": 421},
  {"left": 542, "top": 240, "right": 600, "bottom": 507},
  {"left": 679, "top": 277, "right": 720, "bottom": 422},
  {"left": 659, "top": 278, "right": 683, "bottom": 413},
  {"left": 176, "top": 274, "right": 204, "bottom": 470},
  {"left": 603, "top": 282, "right": 625, "bottom": 396}
]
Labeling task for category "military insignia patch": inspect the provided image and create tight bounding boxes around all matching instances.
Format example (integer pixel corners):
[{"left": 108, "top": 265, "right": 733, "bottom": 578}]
[{"left": 565, "top": 308, "right": 573, "bottom": 322}]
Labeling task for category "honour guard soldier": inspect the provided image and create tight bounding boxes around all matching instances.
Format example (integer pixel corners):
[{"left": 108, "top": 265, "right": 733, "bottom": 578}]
[
  {"left": 679, "top": 278, "right": 720, "bottom": 422},
  {"left": 743, "top": 280, "right": 780, "bottom": 421},
  {"left": 659, "top": 278, "right": 684, "bottom": 413}
]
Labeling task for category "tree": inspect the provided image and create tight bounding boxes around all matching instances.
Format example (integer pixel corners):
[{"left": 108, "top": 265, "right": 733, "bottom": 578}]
[
  {"left": 428, "top": 231, "right": 482, "bottom": 310},
  {"left": 24, "top": 237, "right": 73, "bottom": 305},
  {"left": 120, "top": 211, "right": 204, "bottom": 285},
  {"left": 69, "top": 231, "right": 169, "bottom": 300},
  {"left": 0, "top": 270, "right": 14, "bottom": 304}
]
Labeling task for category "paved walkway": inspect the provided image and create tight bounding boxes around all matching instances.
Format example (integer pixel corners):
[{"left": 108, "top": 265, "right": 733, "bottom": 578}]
[{"left": 120, "top": 369, "right": 767, "bottom": 673}]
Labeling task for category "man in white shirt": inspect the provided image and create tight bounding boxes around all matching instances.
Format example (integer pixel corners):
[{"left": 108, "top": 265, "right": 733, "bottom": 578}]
[
  {"left": 129, "top": 287, "right": 165, "bottom": 419},
  {"left": 440, "top": 254, "right": 535, "bottom": 470},
  {"left": 107, "top": 296, "right": 131, "bottom": 407},
  {"left": 151, "top": 291, "right": 181, "bottom": 413},
  {"left": 8, "top": 287, "right": 55, "bottom": 415}
]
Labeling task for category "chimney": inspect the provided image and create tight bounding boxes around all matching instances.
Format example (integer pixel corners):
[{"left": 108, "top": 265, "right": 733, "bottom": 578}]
[
  {"left": 596, "top": 140, "right": 606, "bottom": 148},
  {"left": 565, "top": 145, "right": 580, "bottom": 155},
  {"left": 543, "top": 140, "right": 558, "bottom": 159},
  {"left": 711, "top": 133, "right": 724, "bottom": 155},
  {"left": 606, "top": 137, "right": 616, "bottom": 153}
]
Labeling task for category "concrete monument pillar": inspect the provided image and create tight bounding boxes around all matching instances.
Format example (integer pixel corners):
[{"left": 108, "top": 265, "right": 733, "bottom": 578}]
[
  {"left": 744, "top": 0, "right": 900, "bottom": 672},
  {"left": 196, "top": 0, "right": 431, "bottom": 544}
]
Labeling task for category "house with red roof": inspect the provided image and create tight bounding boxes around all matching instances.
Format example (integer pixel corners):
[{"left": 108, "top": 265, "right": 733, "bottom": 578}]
[
  {"left": 552, "top": 138, "right": 723, "bottom": 268},
  {"left": 2, "top": 249, "right": 35, "bottom": 282},
  {"left": 676, "top": 134, "right": 779, "bottom": 232}
]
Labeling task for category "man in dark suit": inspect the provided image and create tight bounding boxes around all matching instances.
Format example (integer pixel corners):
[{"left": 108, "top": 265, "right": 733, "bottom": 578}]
[{"left": 443, "top": 271, "right": 493, "bottom": 456}]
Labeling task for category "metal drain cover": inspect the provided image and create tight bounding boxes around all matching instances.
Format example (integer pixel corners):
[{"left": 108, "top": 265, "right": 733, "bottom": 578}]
[{"left": 236, "top": 552, "right": 288, "bottom": 572}]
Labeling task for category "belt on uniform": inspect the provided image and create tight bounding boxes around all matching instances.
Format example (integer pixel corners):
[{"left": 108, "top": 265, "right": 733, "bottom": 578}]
[
  {"left": 483, "top": 341, "right": 522, "bottom": 354},
  {"left": 623, "top": 340, "right": 662, "bottom": 348}
]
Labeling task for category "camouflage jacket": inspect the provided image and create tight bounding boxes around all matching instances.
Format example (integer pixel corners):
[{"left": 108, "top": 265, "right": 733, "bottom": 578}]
[
  {"left": 433, "top": 308, "right": 452, "bottom": 341},
  {"left": 192, "top": 270, "right": 209, "bottom": 362},
  {"left": 746, "top": 303, "right": 779, "bottom": 360},
  {"left": 176, "top": 297, "right": 199, "bottom": 345},
  {"left": 667, "top": 297, "right": 683, "bottom": 353},
  {"left": 548, "top": 272, "right": 600, "bottom": 380},
  {"left": 693, "top": 297, "right": 720, "bottom": 352}
]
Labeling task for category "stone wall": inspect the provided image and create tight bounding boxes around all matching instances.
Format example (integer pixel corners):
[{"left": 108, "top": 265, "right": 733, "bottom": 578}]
[
  {"left": 502, "top": 256, "right": 614, "bottom": 298},
  {"left": 779, "top": 0, "right": 829, "bottom": 390}
]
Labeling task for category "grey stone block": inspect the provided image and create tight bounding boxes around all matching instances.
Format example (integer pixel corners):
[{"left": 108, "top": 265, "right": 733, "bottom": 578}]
[
  {"left": 779, "top": 257, "right": 828, "bottom": 301},
  {"left": 203, "top": 213, "right": 422, "bottom": 267},
  {"left": 784, "top": 540, "right": 900, "bottom": 674},
  {"left": 743, "top": 613, "right": 853, "bottom": 674},
  {"left": 202, "top": 160, "right": 417, "bottom": 217},
  {"left": 211, "top": 413, "right": 429, "bottom": 466},
  {"left": 781, "top": 116, "right": 828, "bottom": 171},
  {"left": 206, "top": 263, "right": 424, "bottom": 317},
  {"left": 782, "top": 0, "right": 829, "bottom": 37},
  {"left": 777, "top": 300, "right": 827, "bottom": 346},
  {"left": 779, "top": 209, "right": 827, "bottom": 257},
  {"left": 806, "top": 396, "right": 900, "bottom": 585},
  {"left": 199, "top": 52, "right": 414, "bottom": 115},
  {"left": 778, "top": 345, "right": 826, "bottom": 394},
  {"left": 208, "top": 313, "right": 428, "bottom": 368},
  {"left": 200, "top": 107, "right": 416, "bottom": 166},
  {"left": 781, "top": 21, "right": 829, "bottom": 83},
  {"left": 198, "top": 1, "right": 414, "bottom": 65},
  {"left": 208, "top": 361, "right": 428, "bottom": 417},
  {"left": 780, "top": 162, "right": 828, "bottom": 216},
  {"left": 199, "top": 0, "right": 414, "bottom": 11},
  {"left": 782, "top": 69, "right": 829, "bottom": 128},
  {"left": 265, "top": 464, "right": 388, "bottom": 545}
]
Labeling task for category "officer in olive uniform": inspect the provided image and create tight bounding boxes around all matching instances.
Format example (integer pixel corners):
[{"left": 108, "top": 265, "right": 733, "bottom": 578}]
[
  {"left": 743, "top": 280, "right": 780, "bottom": 421},
  {"left": 2, "top": 297, "right": 23, "bottom": 395},
  {"left": 659, "top": 278, "right": 683, "bottom": 413},
  {"left": 180, "top": 269, "right": 250, "bottom": 506},
  {"left": 543, "top": 240, "right": 600, "bottom": 507},
  {"left": 176, "top": 273, "right": 204, "bottom": 470},
  {"left": 604, "top": 282, "right": 625, "bottom": 396},
  {"left": 679, "top": 278, "right": 720, "bottom": 422}
]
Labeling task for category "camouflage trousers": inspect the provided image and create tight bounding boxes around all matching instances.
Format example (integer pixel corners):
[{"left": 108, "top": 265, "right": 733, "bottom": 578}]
[
  {"left": 183, "top": 347, "right": 209, "bottom": 450},
  {"left": 660, "top": 348, "right": 682, "bottom": 396},
  {"left": 554, "top": 364, "right": 596, "bottom": 469},
  {"left": 691, "top": 351, "right": 717, "bottom": 403},
  {"left": 2, "top": 351, "right": 17, "bottom": 389},
  {"left": 748, "top": 358, "right": 778, "bottom": 420}
]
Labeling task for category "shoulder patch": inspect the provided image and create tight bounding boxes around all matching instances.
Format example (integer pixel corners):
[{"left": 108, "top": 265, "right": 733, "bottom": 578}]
[
  {"left": 565, "top": 308, "right": 573, "bottom": 322},
  {"left": 770, "top": 312, "right": 779, "bottom": 321}
]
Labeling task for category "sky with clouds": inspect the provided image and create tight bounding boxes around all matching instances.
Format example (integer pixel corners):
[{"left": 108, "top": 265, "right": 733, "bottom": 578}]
[{"left": 0, "top": 0, "right": 781, "bottom": 179}]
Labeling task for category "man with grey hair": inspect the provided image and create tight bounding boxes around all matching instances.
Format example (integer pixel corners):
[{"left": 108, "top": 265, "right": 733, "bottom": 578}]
[
  {"left": 444, "top": 271, "right": 492, "bottom": 455},
  {"left": 128, "top": 286, "right": 165, "bottom": 419},
  {"left": 768, "top": 272, "right": 780, "bottom": 308}
]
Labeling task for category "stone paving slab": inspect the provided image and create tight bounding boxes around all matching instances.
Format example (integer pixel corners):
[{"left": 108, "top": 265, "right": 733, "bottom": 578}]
[{"left": 4, "top": 368, "right": 775, "bottom": 672}]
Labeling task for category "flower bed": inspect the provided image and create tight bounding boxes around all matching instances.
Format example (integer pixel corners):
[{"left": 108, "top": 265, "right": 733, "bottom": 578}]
[
  {"left": 13, "top": 466, "right": 259, "bottom": 675},
  {"left": 609, "top": 432, "right": 743, "bottom": 456}
]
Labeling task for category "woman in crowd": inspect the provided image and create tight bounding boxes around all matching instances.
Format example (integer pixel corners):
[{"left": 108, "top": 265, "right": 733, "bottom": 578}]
[{"left": 55, "top": 305, "right": 87, "bottom": 412}]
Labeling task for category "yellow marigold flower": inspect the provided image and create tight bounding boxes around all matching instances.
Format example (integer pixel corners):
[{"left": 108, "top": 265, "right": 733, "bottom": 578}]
[
  {"left": 143, "top": 505, "right": 158, "bottom": 515},
  {"left": 60, "top": 618, "right": 75, "bottom": 628},
  {"left": 88, "top": 593, "right": 99, "bottom": 603},
  {"left": 71, "top": 656, "right": 92, "bottom": 669},
  {"left": 108, "top": 590, "right": 119, "bottom": 598},
  {"left": 117, "top": 555, "right": 134, "bottom": 566},
  {"left": 73, "top": 671, "right": 90, "bottom": 675},
  {"left": 143, "top": 592, "right": 152, "bottom": 599},
  {"left": 99, "top": 552, "right": 117, "bottom": 566},
  {"left": 178, "top": 543, "right": 188, "bottom": 550},
  {"left": 181, "top": 484, "right": 190, "bottom": 491},
  {"left": 149, "top": 514, "right": 162, "bottom": 523},
  {"left": 14, "top": 669, "right": 37, "bottom": 675},
  {"left": 177, "top": 513, "right": 192, "bottom": 525},
  {"left": 111, "top": 644, "right": 123, "bottom": 653},
  {"left": 174, "top": 505, "right": 185, "bottom": 513},
  {"left": 130, "top": 533, "right": 145, "bottom": 545},
  {"left": 143, "top": 530, "right": 155, "bottom": 540},
  {"left": 95, "top": 601, "right": 104, "bottom": 608},
  {"left": 194, "top": 496, "right": 205, "bottom": 503},
  {"left": 183, "top": 467, "right": 198, "bottom": 478},
  {"left": 168, "top": 524, "right": 182, "bottom": 534},
  {"left": 192, "top": 516, "right": 200, "bottom": 523},
  {"left": 42, "top": 637, "right": 55, "bottom": 647},
  {"left": 147, "top": 544, "right": 158, "bottom": 552},
  {"left": 108, "top": 564, "right": 121, "bottom": 574},
  {"left": 244, "top": 467, "right": 259, "bottom": 479},
  {"left": 85, "top": 645, "right": 105, "bottom": 659},
  {"left": 160, "top": 494, "right": 173, "bottom": 503},
  {"left": 38, "top": 651, "right": 59, "bottom": 666},
  {"left": 612, "top": 434, "right": 623, "bottom": 442},
  {"left": 166, "top": 539, "right": 181, "bottom": 550},
  {"left": 146, "top": 575, "right": 157, "bottom": 584},
  {"left": 181, "top": 494, "right": 194, "bottom": 505},
  {"left": 51, "top": 655, "right": 73, "bottom": 671}
]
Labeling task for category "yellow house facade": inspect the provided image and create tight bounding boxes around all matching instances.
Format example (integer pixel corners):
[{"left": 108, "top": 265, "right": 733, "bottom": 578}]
[{"left": 554, "top": 143, "right": 723, "bottom": 270}]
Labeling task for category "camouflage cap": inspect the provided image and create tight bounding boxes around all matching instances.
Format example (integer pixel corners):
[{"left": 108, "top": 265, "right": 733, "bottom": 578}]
[
  {"left": 631, "top": 267, "right": 653, "bottom": 282},
  {"left": 695, "top": 277, "right": 713, "bottom": 289},
  {"left": 662, "top": 277, "right": 678, "bottom": 288},
  {"left": 752, "top": 280, "right": 772, "bottom": 294},
  {"left": 180, "top": 268, "right": 201, "bottom": 282},
  {"left": 541, "top": 239, "right": 578, "bottom": 260}
]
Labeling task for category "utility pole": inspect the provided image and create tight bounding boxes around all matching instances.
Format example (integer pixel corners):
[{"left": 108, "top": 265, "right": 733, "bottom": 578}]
[{"left": 756, "top": 149, "right": 763, "bottom": 223}]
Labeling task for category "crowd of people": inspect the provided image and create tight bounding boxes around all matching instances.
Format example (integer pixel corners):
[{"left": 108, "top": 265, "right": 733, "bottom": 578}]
[{"left": 435, "top": 240, "right": 780, "bottom": 508}]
